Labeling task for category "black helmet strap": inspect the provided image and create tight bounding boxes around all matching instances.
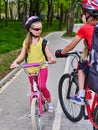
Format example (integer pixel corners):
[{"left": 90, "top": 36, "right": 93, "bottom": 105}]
[
  {"left": 30, "top": 32, "right": 40, "bottom": 38},
  {"left": 86, "top": 15, "right": 90, "bottom": 21}
]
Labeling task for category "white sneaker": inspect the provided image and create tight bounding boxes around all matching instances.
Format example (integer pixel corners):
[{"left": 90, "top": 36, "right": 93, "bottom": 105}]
[{"left": 48, "top": 103, "right": 54, "bottom": 112}]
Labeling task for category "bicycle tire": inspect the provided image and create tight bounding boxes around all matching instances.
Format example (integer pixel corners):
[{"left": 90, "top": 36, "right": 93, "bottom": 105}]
[
  {"left": 93, "top": 106, "right": 98, "bottom": 130},
  {"left": 31, "top": 98, "right": 42, "bottom": 130},
  {"left": 58, "top": 73, "right": 84, "bottom": 122}
]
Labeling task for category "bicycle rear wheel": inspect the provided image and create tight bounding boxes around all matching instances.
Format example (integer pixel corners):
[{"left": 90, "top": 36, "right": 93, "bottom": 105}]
[
  {"left": 58, "top": 73, "right": 84, "bottom": 122},
  {"left": 31, "top": 98, "right": 42, "bottom": 130},
  {"left": 93, "top": 106, "right": 98, "bottom": 130}
]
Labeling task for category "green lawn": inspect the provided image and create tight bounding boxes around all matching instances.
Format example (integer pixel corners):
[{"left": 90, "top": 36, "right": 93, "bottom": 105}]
[{"left": 0, "top": 21, "right": 26, "bottom": 54}]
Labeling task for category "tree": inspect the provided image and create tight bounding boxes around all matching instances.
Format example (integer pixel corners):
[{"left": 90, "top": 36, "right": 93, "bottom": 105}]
[
  {"left": 4, "top": 0, "right": 8, "bottom": 26},
  {"left": 17, "top": 0, "right": 21, "bottom": 20},
  {"left": 58, "top": 3, "right": 63, "bottom": 30},
  {"left": 9, "top": 1, "right": 16, "bottom": 20},
  {"left": 54, "top": 0, "right": 72, "bottom": 31},
  {"left": 29, "top": 0, "right": 34, "bottom": 16},
  {"left": 66, "top": 0, "right": 78, "bottom": 35},
  {"left": 1, "top": 0, "right": 81, "bottom": 33},
  {"left": 22, "top": 0, "right": 27, "bottom": 25},
  {"left": 47, "top": 0, "right": 53, "bottom": 26},
  {"left": 0, "top": 0, "right": 1, "bottom": 20}
]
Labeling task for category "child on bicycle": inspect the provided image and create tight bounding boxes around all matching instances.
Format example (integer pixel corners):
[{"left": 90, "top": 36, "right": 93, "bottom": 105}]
[
  {"left": 10, "top": 16, "right": 56, "bottom": 112},
  {"left": 55, "top": 0, "right": 98, "bottom": 105}
]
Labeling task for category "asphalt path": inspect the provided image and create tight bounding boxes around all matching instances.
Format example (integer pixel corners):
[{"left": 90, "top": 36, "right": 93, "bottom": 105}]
[{"left": 0, "top": 24, "right": 93, "bottom": 130}]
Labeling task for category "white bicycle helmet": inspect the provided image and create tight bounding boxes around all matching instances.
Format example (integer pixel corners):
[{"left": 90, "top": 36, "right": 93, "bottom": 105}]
[
  {"left": 25, "top": 16, "right": 41, "bottom": 31},
  {"left": 81, "top": 0, "right": 98, "bottom": 16}
]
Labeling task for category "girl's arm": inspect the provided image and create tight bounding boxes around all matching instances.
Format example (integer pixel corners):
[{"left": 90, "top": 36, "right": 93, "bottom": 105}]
[
  {"left": 10, "top": 47, "right": 27, "bottom": 68},
  {"left": 45, "top": 45, "right": 56, "bottom": 64},
  {"left": 61, "top": 35, "right": 82, "bottom": 54}
]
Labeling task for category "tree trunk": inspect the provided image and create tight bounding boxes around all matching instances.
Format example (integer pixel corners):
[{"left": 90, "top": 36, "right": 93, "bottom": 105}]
[
  {"left": 23, "top": 0, "right": 27, "bottom": 26},
  {"left": 50, "top": 5, "right": 53, "bottom": 25},
  {"left": 29, "top": 0, "right": 35, "bottom": 16},
  {"left": 47, "top": 0, "right": 53, "bottom": 26},
  {"left": 66, "top": 0, "right": 78, "bottom": 35},
  {"left": 17, "top": 0, "right": 21, "bottom": 20},
  {"left": 58, "top": 3, "right": 63, "bottom": 31},
  {"left": 5, "top": 0, "right": 8, "bottom": 26},
  {"left": 9, "top": 3, "right": 13, "bottom": 20},
  {"left": 0, "top": 0, "right": 1, "bottom": 20},
  {"left": 35, "top": 0, "right": 40, "bottom": 16}
]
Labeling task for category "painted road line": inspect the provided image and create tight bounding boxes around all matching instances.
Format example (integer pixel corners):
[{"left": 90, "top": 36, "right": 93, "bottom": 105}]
[
  {"left": 52, "top": 57, "right": 70, "bottom": 130},
  {"left": 0, "top": 69, "right": 22, "bottom": 94}
]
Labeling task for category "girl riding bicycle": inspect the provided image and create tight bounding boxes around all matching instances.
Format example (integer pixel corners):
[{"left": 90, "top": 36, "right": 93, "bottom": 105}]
[
  {"left": 55, "top": 0, "right": 98, "bottom": 105},
  {"left": 10, "top": 16, "right": 56, "bottom": 112}
]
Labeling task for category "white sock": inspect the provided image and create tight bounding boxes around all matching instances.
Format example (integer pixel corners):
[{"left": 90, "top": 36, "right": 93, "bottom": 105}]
[
  {"left": 48, "top": 102, "right": 53, "bottom": 107},
  {"left": 78, "top": 90, "right": 85, "bottom": 97}
]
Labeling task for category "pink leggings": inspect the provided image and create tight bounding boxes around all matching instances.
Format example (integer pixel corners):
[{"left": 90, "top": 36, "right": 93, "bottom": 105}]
[{"left": 28, "top": 68, "right": 51, "bottom": 99}]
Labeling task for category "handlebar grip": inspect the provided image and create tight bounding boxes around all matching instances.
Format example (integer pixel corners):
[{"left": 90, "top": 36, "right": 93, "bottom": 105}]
[{"left": 23, "top": 63, "right": 41, "bottom": 68}]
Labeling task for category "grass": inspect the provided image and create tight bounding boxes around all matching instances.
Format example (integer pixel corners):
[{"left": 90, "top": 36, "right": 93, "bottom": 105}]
[
  {"left": 0, "top": 49, "right": 21, "bottom": 80},
  {"left": 63, "top": 32, "right": 76, "bottom": 37},
  {"left": 0, "top": 19, "right": 66, "bottom": 80},
  {"left": 0, "top": 21, "right": 26, "bottom": 54}
]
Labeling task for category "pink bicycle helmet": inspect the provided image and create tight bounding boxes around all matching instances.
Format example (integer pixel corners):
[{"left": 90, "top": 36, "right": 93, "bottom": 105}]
[
  {"left": 25, "top": 16, "right": 41, "bottom": 31},
  {"left": 81, "top": 0, "right": 98, "bottom": 16}
]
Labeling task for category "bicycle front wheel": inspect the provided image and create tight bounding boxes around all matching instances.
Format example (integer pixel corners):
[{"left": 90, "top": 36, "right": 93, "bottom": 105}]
[
  {"left": 31, "top": 98, "right": 42, "bottom": 130},
  {"left": 58, "top": 73, "right": 83, "bottom": 122}
]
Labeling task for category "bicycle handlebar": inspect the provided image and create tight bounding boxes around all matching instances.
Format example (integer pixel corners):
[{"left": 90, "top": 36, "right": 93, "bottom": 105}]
[
  {"left": 16, "top": 61, "right": 48, "bottom": 76},
  {"left": 21, "top": 63, "right": 43, "bottom": 68},
  {"left": 63, "top": 51, "right": 83, "bottom": 70},
  {"left": 17, "top": 61, "right": 48, "bottom": 68},
  {"left": 64, "top": 51, "right": 82, "bottom": 59}
]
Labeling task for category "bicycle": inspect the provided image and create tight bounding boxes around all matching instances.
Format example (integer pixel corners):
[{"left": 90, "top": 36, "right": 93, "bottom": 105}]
[
  {"left": 58, "top": 51, "right": 98, "bottom": 130},
  {"left": 16, "top": 62, "right": 48, "bottom": 130}
]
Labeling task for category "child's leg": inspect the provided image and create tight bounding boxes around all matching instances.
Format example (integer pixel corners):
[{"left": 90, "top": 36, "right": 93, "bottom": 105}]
[
  {"left": 38, "top": 68, "right": 51, "bottom": 102},
  {"left": 38, "top": 68, "right": 54, "bottom": 112},
  {"left": 70, "top": 69, "right": 85, "bottom": 105},
  {"left": 78, "top": 70, "right": 85, "bottom": 97},
  {"left": 28, "top": 76, "right": 34, "bottom": 92}
]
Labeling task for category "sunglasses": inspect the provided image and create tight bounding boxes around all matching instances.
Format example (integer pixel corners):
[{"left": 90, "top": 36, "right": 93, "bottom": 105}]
[{"left": 31, "top": 28, "right": 42, "bottom": 31}]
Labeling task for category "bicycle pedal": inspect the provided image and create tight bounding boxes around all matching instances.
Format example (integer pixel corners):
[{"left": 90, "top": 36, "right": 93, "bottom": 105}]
[
  {"left": 26, "top": 92, "right": 32, "bottom": 97},
  {"left": 84, "top": 116, "right": 89, "bottom": 120}
]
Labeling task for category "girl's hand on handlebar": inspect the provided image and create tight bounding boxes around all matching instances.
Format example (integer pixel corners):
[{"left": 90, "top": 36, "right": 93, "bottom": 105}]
[
  {"left": 48, "top": 58, "right": 56, "bottom": 64},
  {"left": 10, "top": 62, "right": 19, "bottom": 69}
]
